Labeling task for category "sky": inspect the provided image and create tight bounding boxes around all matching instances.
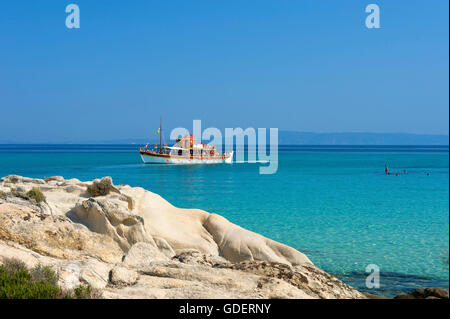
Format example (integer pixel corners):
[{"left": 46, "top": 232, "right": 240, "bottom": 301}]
[{"left": 0, "top": 0, "right": 448, "bottom": 143}]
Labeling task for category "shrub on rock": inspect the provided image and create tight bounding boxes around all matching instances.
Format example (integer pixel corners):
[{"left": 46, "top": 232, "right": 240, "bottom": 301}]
[
  {"left": 87, "top": 177, "right": 117, "bottom": 197},
  {"left": 0, "top": 258, "right": 100, "bottom": 299},
  {"left": 25, "top": 188, "right": 46, "bottom": 203}
]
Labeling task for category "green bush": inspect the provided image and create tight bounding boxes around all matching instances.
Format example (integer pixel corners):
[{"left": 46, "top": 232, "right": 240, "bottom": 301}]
[
  {"left": 0, "top": 191, "right": 6, "bottom": 199},
  {"left": 74, "top": 285, "right": 94, "bottom": 299},
  {"left": 0, "top": 269, "right": 60, "bottom": 299},
  {"left": 30, "top": 265, "right": 58, "bottom": 287},
  {"left": 0, "top": 262, "right": 59, "bottom": 299},
  {"left": 0, "top": 258, "right": 100, "bottom": 299},
  {"left": 25, "top": 188, "right": 46, "bottom": 203}
]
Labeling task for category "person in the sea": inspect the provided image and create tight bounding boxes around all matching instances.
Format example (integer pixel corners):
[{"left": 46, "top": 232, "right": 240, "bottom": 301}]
[{"left": 385, "top": 164, "right": 389, "bottom": 175}]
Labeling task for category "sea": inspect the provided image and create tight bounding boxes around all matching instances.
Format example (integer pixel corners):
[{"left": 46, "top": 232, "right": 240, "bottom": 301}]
[{"left": 0, "top": 144, "right": 448, "bottom": 297}]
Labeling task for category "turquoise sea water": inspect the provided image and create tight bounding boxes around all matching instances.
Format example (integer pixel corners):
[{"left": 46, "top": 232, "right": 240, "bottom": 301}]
[{"left": 0, "top": 145, "right": 448, "bottom": 297}]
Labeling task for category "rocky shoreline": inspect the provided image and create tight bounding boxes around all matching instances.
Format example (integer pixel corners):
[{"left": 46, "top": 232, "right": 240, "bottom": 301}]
[{"left": 0, "top": 175, "right": 446, "bottom": 299}]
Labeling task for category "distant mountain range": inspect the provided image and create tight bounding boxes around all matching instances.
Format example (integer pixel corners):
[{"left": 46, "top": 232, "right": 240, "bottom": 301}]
[
  {"left": 1, "top": 131, "right": 447, "bottom": 145},
  {"left": 276, "top": 131, "right": 449, "bottom": 145}
]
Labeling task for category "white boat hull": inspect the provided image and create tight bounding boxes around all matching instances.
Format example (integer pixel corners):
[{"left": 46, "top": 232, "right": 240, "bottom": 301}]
[{"left": 140, "top": 152, "right": 233, "bottom": 165}]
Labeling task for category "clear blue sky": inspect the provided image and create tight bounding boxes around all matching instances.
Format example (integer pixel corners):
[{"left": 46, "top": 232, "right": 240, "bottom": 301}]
[{"left": 0, "top": 0, "right": 448, "bottom": 142}]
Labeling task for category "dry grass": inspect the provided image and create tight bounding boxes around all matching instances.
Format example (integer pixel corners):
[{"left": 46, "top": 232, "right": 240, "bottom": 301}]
[
  {"left": 87, "top": 177, "right": 115, "bottom": 197},
  {"left": 25, "top": 188, "right": 46, "bottom": 203}
]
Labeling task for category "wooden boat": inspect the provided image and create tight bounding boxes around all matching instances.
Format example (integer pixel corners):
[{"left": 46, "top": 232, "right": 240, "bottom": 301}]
[{"left": 139, "top": 118, "right": 233, "bottom": 165}]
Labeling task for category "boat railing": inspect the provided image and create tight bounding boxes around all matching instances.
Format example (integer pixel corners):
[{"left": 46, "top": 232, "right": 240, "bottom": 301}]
[{"left": 141, "top": 147, "right": 231, "bottom": 159}]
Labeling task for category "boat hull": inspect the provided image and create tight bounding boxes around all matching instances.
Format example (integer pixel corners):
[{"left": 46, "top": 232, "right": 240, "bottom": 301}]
[{"left": 140, "top": 152, "right": 233, "bottom": 165}]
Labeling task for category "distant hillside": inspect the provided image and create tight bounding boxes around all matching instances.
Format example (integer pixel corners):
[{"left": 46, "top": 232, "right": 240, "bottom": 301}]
[
  {"left": 90, "top": 132, "right": 449, "bottom": 145},
  {"left": 277, "top": 131, "right": 449, "bottom": 145}
]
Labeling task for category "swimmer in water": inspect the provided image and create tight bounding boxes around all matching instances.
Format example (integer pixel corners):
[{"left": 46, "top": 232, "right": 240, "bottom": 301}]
[{"left": 385, "top": 164, "right": 389, "bottom": 175}]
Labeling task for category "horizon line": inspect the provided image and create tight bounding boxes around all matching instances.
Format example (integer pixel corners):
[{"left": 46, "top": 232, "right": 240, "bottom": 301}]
[{"left": 0, "top": 131, "right": 448, "bottom": 145}]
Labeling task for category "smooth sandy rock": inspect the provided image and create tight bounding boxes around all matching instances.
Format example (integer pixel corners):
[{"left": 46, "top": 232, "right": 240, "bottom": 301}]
[
  {"left": 15, "top": 186, "right": 27, "bottom": 193},
  {"left": 0, "top": 242, "right": 51, "bottom": 269},
  {"left": 2, "top": 174, "right": 313, "bottom": 267},
  {"left": 59, "top": 178, "right": 82, "bottom": 186},
  {"left": 1, "top": 175, "right": 19, "bottom": 183},
  {"left": 174, "top": 249, "right": 229, "bottom": 267},
  {"left": 120, "top": 186, "right": 311, "bottom": 267},
  {"left": 228, "top": 260, "right": 362, "bottom": 299},
  {"left": 204, "top": 213, "right": 312, "bottom": 266},
  {"left": 0, "top": 175, "right": 367, "bottom": 299},
  {"left": 153, "top": 237, "right": 176, "bottom": 258},
  {"left": 1, "top": 175, "right": 44, "bottom": 185},
  {"left": 120, "top": 186, "right": 220, "bottom": 255},
  {"left": 78, "top": 259, "right": 111, "bottom": 289},
  {"left": 72, "top": 197, "right": 155, "bottom": 251},
  {"left": 133, "top": 257, "right": 316, "bottom": 299},
  {"left": 395, "top": 288, "right": 449, "bottom": 299},
  {"left": 57, "top": 259, "right": 111, "bottom": 290},
  {"left": 0, "top": 203, "right": 123, "bottom": 263},
  {"left": 65, "top": 185, "right": 86, "bottom": 194},
  {"left": 110, "top": 266, "right": 139, "bottom": 286},
  {"left": 123, "top": 242, "right": 168, "bottom": 268},
  {"left": 44, "top": 176, "right": 65, "bottom": 182},
  {"left": 58, "top": 263, "right": 82, "bottom": 290}
]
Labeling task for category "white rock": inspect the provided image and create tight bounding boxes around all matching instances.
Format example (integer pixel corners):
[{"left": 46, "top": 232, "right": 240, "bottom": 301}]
[
  {"left": 153, "top": 237, "right": 176, "bottom": 258},
  {"left": 59, "top": 263, "right": 81, "bottom": 290},
  {"left": 123, "top": 242, "right": 168, "bottom": 268},
  {"left": 0, "top": 175, "right": 365, "bottom": 299},
  {"left": 44, "top": 176, "right": 65, "bottom": 182},
  {"left": 79, "top": 259, "right": 111, "bottom": 289},
  {"left": 110, "top": 266, "right": 139, "bottom": 286},
  {"left": 72, "top": 197, "right": 155, "bottom": 251}
]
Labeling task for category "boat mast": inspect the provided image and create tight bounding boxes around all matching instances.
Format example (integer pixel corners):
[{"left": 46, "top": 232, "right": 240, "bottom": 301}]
[{"left": 160, "top": 116, "right": 162, "bottom": 152}]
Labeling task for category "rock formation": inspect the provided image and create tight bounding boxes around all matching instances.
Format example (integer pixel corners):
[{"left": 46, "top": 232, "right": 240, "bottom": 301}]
[
  {"left": 0, "top": 175, "right": 364, "bottom": 299},
  {"left": 394, "top": 288, "right": 449, "bottom": 299}
]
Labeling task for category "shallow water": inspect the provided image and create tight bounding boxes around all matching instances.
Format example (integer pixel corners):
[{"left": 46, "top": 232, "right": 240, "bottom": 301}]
[{"left": 0, "top": 144, "right": 448, "bottom": 297}]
